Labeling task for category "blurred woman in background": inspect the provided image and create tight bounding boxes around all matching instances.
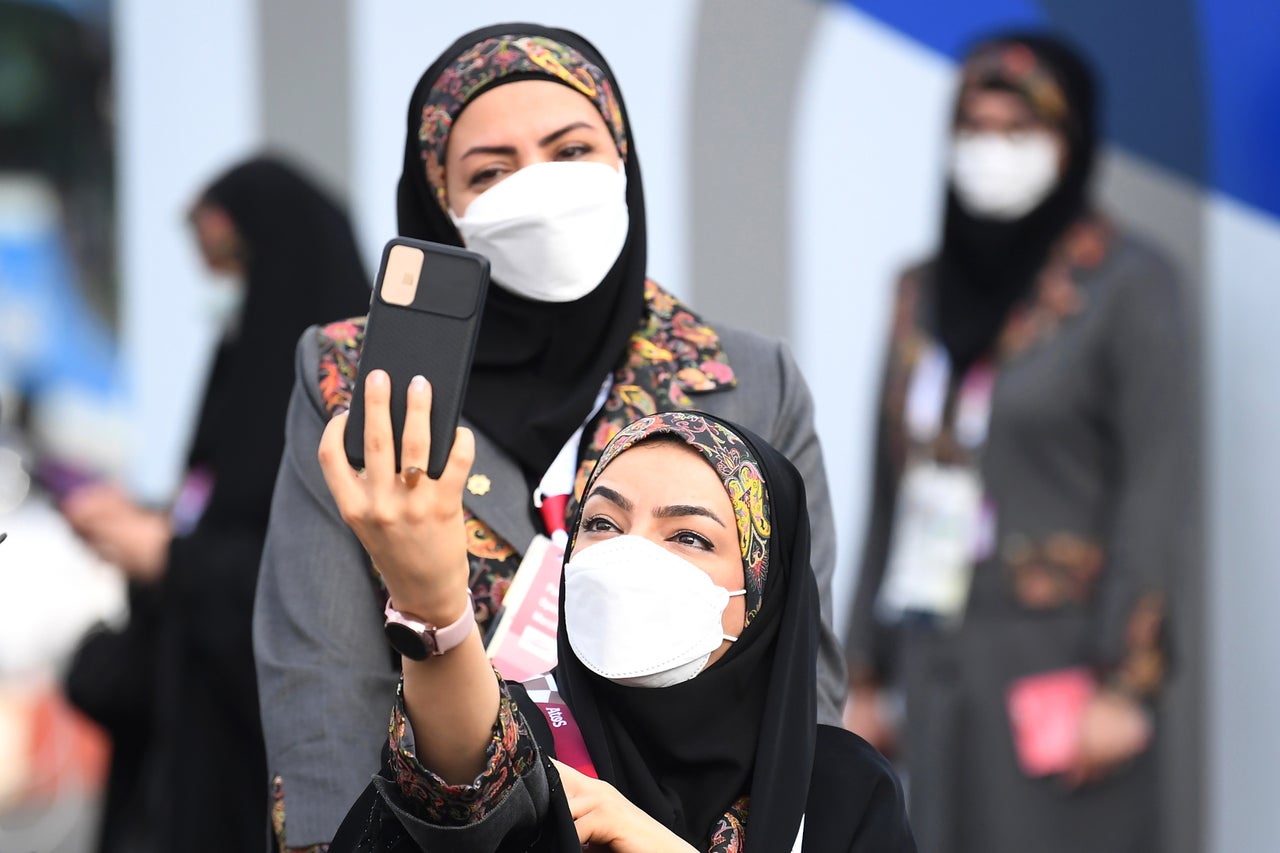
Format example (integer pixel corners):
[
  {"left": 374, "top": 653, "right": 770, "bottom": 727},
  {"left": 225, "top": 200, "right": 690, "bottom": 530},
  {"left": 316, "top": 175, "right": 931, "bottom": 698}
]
[
  {"left": 844, "top": 34, "right": 1189, "bottom": 853},
  {"left": 63, "top": 157, "right": 370, "bottom": 852}
]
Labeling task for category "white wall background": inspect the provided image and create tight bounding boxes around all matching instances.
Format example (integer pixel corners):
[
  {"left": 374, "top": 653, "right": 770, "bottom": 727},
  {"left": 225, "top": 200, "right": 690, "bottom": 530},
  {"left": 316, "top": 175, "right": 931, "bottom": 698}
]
[
  {"left": 791, "top": 5, "right": 953, "bottom": 635},
  {"left": 1205, "top": 195, "right": 1280, "bottom": 853},
  {"left": 115, "top": 1, "right": 261, "bottom": 500}
]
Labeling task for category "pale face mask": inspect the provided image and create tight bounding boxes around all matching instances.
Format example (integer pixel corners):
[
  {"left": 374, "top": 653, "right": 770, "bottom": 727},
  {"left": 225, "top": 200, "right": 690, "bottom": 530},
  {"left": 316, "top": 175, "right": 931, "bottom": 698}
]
[
  {"left": 202, "top": 282, "right": 246, "bottom": 338},
  {"left": 949, "top": 130, "right": 1061, "bottom": 221},
  {"left": 449, "top": 160, "right": 628, "bottom": 303},
  {"left": 563, "top": 534, "right": 746, "bottom": 689}
]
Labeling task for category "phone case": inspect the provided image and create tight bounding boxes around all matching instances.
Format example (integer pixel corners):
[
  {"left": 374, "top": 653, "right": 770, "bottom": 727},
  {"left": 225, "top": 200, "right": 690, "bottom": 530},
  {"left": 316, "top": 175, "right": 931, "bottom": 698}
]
[{"left": 344, "top": 237, "right": 489, "bottom": 478}]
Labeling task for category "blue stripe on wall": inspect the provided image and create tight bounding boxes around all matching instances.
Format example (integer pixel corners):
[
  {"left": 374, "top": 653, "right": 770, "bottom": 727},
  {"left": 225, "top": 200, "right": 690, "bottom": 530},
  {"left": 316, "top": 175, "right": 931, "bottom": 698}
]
[
  {"left": 1200, "top": 0, "right": 1280, "bottom": 219},
  {"left": 841, "top": 0, "right": 1280, "bottom": 220},
  {"left": 841, "top": 0, "right": 1044, "bottom": 58}
]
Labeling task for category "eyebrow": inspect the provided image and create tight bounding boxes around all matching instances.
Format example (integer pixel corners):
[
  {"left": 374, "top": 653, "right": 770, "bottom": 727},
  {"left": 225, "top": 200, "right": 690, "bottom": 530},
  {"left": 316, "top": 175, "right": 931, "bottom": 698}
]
[
  {"left": 654, "top": 504, "right": 726, "bottom": 527},
  {"left": 537, "top": 121, "right": 592, "bottom": 147},
  {"left": 585, "top": 487, "right": 726, "bottom": 528},
  {"left": 586, "top": 485, "right": 632, "bottom": 512},
  {"left": 460, "top": 121, "right": 594, "bottom": 160}
]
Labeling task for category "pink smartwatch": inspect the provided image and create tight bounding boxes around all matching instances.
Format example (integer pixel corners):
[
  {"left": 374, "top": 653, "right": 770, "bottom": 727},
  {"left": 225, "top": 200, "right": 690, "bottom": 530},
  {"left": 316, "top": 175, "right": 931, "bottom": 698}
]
[{"left": 383, "top": 591, "right": 475, "bottom": 660}]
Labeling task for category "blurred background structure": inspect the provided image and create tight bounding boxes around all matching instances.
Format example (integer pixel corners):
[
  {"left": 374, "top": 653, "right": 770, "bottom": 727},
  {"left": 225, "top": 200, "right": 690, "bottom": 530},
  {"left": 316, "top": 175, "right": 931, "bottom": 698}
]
[{"left": 1, "top": 0, "right": 1276, "bottom": 851}]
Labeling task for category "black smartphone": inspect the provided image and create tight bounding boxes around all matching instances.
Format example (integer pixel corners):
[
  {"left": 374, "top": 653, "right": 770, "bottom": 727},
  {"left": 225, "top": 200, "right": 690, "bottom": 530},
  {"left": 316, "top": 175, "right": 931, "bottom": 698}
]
[{"left": 344, "top": 237, "right": 489, "bottom": 478}]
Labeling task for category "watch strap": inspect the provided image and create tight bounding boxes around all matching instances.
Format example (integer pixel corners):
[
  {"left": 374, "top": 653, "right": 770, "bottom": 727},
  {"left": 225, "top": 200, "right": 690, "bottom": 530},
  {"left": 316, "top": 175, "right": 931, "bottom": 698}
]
[{"left": 384, "top": 590, "right": 475, "bottom": 659}]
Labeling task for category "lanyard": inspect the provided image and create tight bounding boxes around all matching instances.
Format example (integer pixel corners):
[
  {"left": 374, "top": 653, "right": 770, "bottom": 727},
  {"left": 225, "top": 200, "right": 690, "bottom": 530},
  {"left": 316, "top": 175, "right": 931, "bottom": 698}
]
[
  {"left": 534, "top": 375, "right": 612, "bottom": 546},
  {"left": 904, "top": 343, "right": 996, "bottom": 450},
  {"left": 524, "top": 673, "right": 598, "bottom": 779},
  {"left": 538, "top": 494, "right": 569, "bottom": 539}
]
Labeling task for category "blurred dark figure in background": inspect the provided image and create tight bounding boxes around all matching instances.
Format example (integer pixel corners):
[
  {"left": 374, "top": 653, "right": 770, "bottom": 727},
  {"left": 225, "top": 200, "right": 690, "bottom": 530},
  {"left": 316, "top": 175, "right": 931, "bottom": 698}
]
[
  {"left": 844, "top": 34, "right": 1189, "bottom": 853},
  {"left": 61, "top": 157, "right": 371, "bottom": 853}
]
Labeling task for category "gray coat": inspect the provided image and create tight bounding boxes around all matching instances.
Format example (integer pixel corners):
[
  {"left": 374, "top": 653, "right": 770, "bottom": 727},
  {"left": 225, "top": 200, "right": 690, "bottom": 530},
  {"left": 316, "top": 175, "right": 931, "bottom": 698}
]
[
  {"left": 847, "top": 228, "right": 1189, "bottom": 853},
  {"left": 253, "top": 314, "right": 846, "bottom": 848}
]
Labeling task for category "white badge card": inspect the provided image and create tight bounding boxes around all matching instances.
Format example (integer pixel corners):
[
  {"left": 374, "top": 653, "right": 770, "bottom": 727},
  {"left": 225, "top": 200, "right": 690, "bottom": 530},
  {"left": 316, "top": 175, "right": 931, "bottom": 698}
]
[{"left": 878, "top": 463, "right": 984, "bottom": 623}]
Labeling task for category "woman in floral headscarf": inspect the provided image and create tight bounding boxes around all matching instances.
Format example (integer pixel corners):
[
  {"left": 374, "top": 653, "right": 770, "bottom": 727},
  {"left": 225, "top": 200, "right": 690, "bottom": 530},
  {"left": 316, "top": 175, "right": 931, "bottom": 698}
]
[
  {"left": 253, "top": 23, "right": 847, "bottom": 851},
  {"left": 844, "top": 32, "right": 1190, "bottom": 853},
  {"left": 318, "top": 394, "right": 914, "bottom": 851}
]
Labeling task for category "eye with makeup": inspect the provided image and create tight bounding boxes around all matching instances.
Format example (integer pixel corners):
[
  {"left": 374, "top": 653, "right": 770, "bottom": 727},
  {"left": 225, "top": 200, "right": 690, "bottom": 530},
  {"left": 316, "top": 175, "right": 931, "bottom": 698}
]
[
  {"left": 467, "top": 163, "right": 511, "bottom": 190},
  {"left": 670, "top": 529, "right": 714, "bottom": 552},
  {"left": 581, "top": 513, "right": 623, "bottom": 536},
  {"left": 553, "top": 141, "right": 593, "bottom": 161}
]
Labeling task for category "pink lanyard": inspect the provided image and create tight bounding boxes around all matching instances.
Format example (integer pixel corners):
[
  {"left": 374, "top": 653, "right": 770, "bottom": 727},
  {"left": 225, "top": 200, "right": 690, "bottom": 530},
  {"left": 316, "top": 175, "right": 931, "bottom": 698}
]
[{"left": 523, "top": 673, "right": 598, "bottom": 779}]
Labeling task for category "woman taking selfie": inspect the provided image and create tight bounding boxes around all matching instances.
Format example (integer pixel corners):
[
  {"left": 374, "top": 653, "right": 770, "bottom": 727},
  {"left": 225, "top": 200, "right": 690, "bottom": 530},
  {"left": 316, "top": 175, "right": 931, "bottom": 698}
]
[
  {"left": 321, "top": 395, "right": 914, "bottom": 852},
  {"left": 254, "top": 24, "right": 846, "bottom": 851}
]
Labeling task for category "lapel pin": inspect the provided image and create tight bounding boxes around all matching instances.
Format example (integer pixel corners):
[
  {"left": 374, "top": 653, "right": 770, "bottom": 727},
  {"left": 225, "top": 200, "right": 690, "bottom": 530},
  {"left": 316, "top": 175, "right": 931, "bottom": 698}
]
[{"left": 467, "top": 474, "right": 492, "bottom": 496}]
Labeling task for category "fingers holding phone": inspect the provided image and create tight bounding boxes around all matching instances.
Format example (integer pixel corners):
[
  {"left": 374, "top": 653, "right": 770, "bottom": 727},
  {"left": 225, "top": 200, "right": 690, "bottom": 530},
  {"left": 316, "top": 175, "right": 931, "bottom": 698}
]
[
  {"left": 342, "top": 238, "right": 489, "bottom": 478},
  {"left": 319, "top": 369, "right": 475, "bottom": 624},
  {"left": 399, "top": 374, "right": 432, "bottom": 488}
]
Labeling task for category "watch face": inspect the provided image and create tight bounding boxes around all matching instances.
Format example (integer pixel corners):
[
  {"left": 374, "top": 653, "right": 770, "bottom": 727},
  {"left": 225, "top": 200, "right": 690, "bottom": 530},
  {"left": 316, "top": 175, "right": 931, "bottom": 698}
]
[{"left": 385, "top": 621, "right": 431, "bottom": 660}]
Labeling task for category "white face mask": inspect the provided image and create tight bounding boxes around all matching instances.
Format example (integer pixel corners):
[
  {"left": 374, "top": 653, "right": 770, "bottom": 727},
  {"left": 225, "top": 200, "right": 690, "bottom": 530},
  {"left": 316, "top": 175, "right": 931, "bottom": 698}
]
[
  {"left": 449, "top": 160, "right": 628, "bottom": 303},
  {"left": 563, "top": 534, "right": 745, "bottom": 689},
  {"left": 202, "top": 282, "right": 246, "bottom": 337},
  {"left": 949, "top": 130, "right": 1061, "bottom": 221}
]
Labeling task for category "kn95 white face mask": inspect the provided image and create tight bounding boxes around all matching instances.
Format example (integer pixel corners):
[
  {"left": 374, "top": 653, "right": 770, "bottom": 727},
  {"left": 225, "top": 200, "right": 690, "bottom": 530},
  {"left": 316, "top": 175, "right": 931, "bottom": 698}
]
[
  {"left": 563, "top": 534, "right": 745, "bottom": 689},
  {"left": 449, "top": 160, "right": 628, "bottom": 303},
  {"left": 949, "top": 130, "right": 1061, "bottom": 221}
]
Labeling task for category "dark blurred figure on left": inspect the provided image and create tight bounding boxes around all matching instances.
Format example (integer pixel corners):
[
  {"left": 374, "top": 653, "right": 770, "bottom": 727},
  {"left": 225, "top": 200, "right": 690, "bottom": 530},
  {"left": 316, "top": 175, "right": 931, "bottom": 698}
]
[{"left": 61, "top": 156, "right": 372, "bottom": 853}]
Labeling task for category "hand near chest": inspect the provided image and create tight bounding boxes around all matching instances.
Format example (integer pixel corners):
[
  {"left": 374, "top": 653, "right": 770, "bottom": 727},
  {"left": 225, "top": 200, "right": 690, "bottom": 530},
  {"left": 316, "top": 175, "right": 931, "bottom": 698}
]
[{"left": 553, "top": 760, "right": 698, "bottom": 853}]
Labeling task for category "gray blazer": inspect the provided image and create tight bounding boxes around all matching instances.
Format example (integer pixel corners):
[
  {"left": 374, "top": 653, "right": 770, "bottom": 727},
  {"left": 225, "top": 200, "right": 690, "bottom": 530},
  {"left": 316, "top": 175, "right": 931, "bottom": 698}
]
[{"left": 252, "top": 321, "right": 845, "bottom": 847}]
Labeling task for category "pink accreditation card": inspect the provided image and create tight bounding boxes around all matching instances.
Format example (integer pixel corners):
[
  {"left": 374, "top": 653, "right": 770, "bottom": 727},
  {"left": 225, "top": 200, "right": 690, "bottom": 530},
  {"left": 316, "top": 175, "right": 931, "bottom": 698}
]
[
  {"left": 486, "top": 535, "right": 565, "bottom": 684},
  {"left": 1005, "top": 666, "right": 1097, "bottom": 777}
]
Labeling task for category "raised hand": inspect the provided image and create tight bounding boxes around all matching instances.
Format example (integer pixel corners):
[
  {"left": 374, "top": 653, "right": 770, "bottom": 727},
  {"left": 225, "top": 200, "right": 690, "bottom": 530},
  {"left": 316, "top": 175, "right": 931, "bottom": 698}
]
[{"left": 317, "top": 370, "right": 475, "bottom": 626}]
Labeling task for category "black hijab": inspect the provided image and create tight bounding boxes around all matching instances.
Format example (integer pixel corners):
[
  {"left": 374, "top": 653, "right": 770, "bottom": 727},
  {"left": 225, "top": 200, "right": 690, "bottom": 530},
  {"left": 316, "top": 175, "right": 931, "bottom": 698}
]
[
  {"left": 553, "top": 411, "right": 817, "bottom": 850},
  {"left": 189, "top": 156, "right": 371, "bottom": 526},
  {"left": 396, "top": 24, "right": 647, "bottom": 483},
  {"left": 935, "top": 33, "right": 1099, "bottom": 375}
]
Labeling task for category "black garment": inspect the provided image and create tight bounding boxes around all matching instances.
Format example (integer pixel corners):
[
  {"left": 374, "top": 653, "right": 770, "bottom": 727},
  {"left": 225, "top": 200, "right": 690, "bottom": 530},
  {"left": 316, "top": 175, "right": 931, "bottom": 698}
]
[
  {"left": 192, "top": 155, "right": 373, "bottom": 518},
  {"left": 66, "top": 156, "right": 370, "bottom": 852},
  {"left": 935, "top": 33, "right": 1100, "bottom": 375},
  {"left": 396, "top": 24, "right": 647, "bottom": 483},
  {"left": 339, "top": 723, "right": 912, "bottom": 853},
  {"left": 64, "top": 585, "right": 160, "bottom": 853}
]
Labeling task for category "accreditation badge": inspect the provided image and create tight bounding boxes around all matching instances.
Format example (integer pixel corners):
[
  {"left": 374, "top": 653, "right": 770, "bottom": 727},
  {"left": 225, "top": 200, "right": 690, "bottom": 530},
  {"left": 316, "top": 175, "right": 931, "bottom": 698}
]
[{"left": 878, "top": 461, "right": 984, "bottom": 623}]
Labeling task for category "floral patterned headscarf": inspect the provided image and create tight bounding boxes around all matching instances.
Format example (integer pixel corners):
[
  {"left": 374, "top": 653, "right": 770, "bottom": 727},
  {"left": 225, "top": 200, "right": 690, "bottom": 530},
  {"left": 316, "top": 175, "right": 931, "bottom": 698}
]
[
  {"left": 416, "top": 34, "right": 629, "bottom": 212},
  {"left": 573, "top": 410, "right": 772, "bottom": 627},
  {"left": 959, "top": 39, "right": 1071, "bottom": 129}
]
